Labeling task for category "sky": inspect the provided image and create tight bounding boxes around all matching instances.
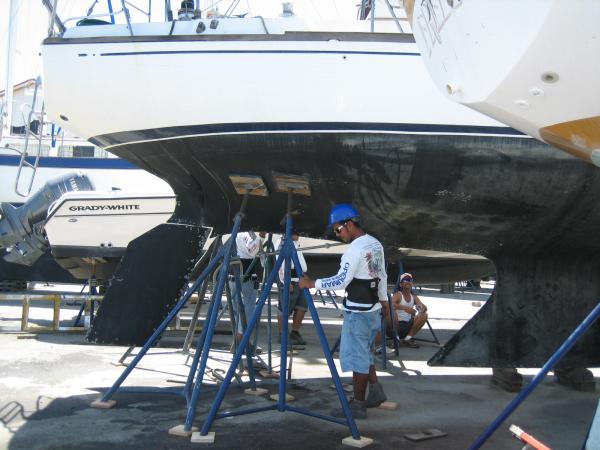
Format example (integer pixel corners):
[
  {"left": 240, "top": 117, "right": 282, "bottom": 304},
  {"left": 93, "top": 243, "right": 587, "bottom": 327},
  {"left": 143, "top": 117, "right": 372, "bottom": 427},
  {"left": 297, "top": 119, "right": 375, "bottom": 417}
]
[{"left": 0, "top": 0, "right": 365, "bottom": 91}]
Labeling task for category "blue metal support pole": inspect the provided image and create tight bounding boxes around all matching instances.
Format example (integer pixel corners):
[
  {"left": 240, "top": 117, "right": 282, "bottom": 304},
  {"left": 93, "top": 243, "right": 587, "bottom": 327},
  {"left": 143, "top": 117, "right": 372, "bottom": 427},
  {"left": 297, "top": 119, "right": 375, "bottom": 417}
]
[
  {"left": 264, "top": 234, "right": 274, "bottom": 372},
  {"left": 197, "top": 210, "right": 362, "bottom": 441},
  {"left": 380, "top": 308, "right": 387, "bottom": 369},
  {"left": 183, "top": 214, "right": 243, "bottom": 432},
  {"left": 224, "top": 273, "right": 237, "bottom": 342},
  {"left": 278, "top": 214, "right": 293, "bottom": 412},
  {"left": 98, "top": 241, "right": 230, "bottom": 403},
  {"left": 183, "top": 283, "right": 220, "bottom": 403},
  {"left": 291, "top": 249, "right": 361, "bottom": 440},
  {"left": 330, "top": 335, "right": 341, "bottom": 354},
  {"left": 182, "top": 240, "right": 224, "bottom": 400},
  {"left": 286, "top": 405, "right": 348, "bottom": 426},
  {"left": 199, "top": 247, "right": 287, "bottom": 435},
  {"left": 387, "top": 293, "right": 400, "bottom": 356},
  {"left": 469, "top": 301, "right": 600, "bottom": 450},
  {"left": 73, "top": 302, "right": 85, "bottom": 327},
  {"left": 230, "top": 260, "right": 258, "bottom": 389}
]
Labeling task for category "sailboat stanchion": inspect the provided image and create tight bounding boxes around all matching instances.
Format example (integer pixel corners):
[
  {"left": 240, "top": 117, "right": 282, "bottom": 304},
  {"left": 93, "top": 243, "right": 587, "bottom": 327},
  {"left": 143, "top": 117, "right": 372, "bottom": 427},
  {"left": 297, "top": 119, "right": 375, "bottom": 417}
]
[{"left": 195, "top": 179, "right": 367, "bottom": 445}]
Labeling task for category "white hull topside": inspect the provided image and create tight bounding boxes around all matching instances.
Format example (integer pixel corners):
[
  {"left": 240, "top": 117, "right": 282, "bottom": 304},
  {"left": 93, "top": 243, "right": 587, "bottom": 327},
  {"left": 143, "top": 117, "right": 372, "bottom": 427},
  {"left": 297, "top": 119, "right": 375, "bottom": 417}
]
[
  {"left": 0, "top": 155, "right": 174, "bottom": 205},
  {"left": 45, "top": 191, "right": 176, "bottom": 250},
  {"left": 407, "top": 0, "right": 600, "bottom": 165},
  {"left": 41, "top": 18, "right": 516, "bottom": 148}
]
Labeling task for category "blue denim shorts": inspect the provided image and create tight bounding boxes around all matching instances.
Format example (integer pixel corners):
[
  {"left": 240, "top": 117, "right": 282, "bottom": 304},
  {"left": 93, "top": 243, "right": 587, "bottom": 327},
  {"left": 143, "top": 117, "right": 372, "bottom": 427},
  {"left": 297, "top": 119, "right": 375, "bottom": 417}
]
[
  {"left": 278, "top": 282, "right": 308, "bottom": 315},
  {"left": 230, "top": 279, "right": 258, "bottom": 334},
  {"left": 340, "top": 309, "right": 381, "bottom": 374}
]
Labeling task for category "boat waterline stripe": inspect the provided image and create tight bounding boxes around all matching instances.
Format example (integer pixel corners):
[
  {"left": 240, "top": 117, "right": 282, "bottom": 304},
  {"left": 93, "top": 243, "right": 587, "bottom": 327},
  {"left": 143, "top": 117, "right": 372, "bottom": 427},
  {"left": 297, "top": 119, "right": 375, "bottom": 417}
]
[
  {"left": 90, "top": 122, "right": 525, "bottom": 148},
  {"left": 0, "top": 155, "right": 138, "bottom": 169},
  {"left": 100, "top": 50, "right": 420, "bottom": 57},
  {"left": 52, "top": 212, "right": 173, "bottom": 218}
]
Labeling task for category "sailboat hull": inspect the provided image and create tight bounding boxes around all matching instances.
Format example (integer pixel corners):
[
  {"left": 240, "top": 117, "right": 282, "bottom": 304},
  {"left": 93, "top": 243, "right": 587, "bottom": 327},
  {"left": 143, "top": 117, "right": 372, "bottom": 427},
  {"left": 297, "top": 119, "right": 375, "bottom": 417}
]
[{"left": 40, "top": 26, "right": 600, "bottom": 364}]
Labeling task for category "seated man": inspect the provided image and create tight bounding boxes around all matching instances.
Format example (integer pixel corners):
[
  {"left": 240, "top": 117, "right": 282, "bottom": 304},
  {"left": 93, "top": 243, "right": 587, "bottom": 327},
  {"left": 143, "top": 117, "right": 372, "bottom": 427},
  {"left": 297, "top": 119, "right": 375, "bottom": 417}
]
[{"left": 392, "top": 273, "right": 428, "bottom": 348}]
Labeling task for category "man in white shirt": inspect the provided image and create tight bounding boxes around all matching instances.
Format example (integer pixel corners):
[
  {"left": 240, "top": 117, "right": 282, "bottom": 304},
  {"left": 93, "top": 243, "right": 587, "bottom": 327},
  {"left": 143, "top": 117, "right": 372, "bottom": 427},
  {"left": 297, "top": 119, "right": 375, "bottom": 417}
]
[
  {"left": 299, "top": 204, "right": 388, "bottom": 419},
  {"left": 230, "top": 231, "right": 265, "bottom": 354},
  {"left": 276, "top": 230, "right": 308, "bottom": 346}
]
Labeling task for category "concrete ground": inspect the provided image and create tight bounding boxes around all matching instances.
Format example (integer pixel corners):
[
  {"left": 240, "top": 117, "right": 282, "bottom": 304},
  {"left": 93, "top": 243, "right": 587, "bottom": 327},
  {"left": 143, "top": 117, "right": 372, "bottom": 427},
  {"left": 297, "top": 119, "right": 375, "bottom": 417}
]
[{"left": 0, "top": 285, "right": 597, "bottom": 450}]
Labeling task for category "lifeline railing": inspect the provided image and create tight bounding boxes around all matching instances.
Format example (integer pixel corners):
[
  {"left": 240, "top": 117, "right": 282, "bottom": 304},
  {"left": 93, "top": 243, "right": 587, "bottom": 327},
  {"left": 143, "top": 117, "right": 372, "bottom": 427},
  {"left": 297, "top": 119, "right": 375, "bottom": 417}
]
[{"left": 42, "top": 0, "right": 409, "bottom": 39}]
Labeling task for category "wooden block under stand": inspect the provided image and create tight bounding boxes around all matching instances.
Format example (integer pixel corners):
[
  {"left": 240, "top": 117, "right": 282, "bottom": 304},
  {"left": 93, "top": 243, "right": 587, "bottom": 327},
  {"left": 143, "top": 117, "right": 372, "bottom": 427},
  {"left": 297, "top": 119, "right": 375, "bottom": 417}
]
[
  {"left": 404, "top": 428, "right": 447, "bottom": 442},
  {"left": 90, "top": 399, "right": 116, "bottom": 409},
  {"left": 377, "top": 401, "right": 398, "bottom": 410},
  {"left": 269, "top": 393, "right": 295, "bottom": 402},
  {"left": 168, "top": 424, "right": 198, "bottom": 437},
  {"left": 190, "top": 431, "right": 215, "bottom": 443},
  {"left": 342, "top": 436, "right": 374, "bottom": 447}
]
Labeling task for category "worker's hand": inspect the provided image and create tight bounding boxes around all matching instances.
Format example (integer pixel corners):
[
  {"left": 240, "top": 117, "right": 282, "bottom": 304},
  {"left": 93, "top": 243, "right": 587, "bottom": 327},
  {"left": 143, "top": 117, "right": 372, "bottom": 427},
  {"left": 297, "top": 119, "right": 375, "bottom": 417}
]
[
  {"left": 410, "top": 308, "right": 417, "bottom": 316},
  {"left": 298, "top": 275, "right": 315, "bottom": 289}
]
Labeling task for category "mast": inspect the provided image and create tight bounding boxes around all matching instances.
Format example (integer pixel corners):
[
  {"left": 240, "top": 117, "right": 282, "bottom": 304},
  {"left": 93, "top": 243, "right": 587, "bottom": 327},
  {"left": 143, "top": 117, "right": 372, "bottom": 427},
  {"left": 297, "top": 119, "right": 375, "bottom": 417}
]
[{"left": 2, "top": 0, "right": 19, "bottom": 138}]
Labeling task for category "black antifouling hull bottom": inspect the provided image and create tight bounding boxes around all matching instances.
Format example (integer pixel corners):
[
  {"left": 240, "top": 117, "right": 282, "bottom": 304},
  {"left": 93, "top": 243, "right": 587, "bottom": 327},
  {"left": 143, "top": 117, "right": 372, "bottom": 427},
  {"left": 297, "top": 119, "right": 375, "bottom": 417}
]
[{"left": 106, "top": 129, "right": 600, "bottom": 366}]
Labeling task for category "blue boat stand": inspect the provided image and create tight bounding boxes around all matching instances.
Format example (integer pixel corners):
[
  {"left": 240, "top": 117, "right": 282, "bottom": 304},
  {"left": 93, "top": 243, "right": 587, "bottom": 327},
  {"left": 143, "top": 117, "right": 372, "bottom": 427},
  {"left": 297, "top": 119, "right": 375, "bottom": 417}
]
[
  {"left": 92, "top": 191, "right": 364, "bottom": 442},
  {"left": 92, "top": 194, "right": 256, "bottom": 405},
  {"left": 195, "top": 195, "right": 362, "bottom": 440},
  {"left": 468, "top": 301, "right": 600, "bottom": 449}
]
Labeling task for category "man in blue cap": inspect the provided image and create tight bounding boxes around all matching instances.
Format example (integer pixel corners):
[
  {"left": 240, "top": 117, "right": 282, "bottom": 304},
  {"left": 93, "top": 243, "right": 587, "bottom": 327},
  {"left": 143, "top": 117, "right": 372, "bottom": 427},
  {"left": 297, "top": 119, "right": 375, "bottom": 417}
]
[{"left": 299, "top": 203, "right": 388, "bottom": 419}]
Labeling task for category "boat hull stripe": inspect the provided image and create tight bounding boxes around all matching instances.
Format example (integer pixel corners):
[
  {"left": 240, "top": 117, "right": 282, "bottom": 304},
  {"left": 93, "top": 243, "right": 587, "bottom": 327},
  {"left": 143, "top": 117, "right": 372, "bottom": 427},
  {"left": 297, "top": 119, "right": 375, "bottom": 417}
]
[
  {"left": 0, "top": 155, "right": 138, "bottom": 169},
  {"left": 90, "top": 122, "right": 525, "bottom": 148},
  {"left": 100, "top": 50, "right": 420, "bottom": 57}
]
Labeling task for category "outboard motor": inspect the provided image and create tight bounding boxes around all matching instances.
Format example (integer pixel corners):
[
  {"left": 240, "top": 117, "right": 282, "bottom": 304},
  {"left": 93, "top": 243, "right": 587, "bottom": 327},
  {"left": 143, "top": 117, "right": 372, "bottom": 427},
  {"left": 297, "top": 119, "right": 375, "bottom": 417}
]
[{"left": 0, "top": 172, "right": 94, "bottom": 265}]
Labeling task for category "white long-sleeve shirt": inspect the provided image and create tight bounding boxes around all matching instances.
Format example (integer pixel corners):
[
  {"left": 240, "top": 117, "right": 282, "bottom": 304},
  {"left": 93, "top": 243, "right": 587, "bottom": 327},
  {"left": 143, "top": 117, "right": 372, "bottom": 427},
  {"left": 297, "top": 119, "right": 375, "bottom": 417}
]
[
  {"left": 315, "top": 234, "right": 387, "bottom": 312},
  {"left": 235, "top": 231, "right": 262, "bottom": 259},
  {"left": 275, "top": 238, "right": 308, "bottom": 282}
]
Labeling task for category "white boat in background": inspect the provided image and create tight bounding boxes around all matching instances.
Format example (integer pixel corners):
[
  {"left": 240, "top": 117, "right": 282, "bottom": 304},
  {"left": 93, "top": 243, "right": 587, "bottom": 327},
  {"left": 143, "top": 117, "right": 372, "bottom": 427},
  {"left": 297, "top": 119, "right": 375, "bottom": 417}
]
[
  {"left": 43, "top": 190, "right": 175, "bottom": 279},
  {"left": 0, "top": 77, "right": 175, "bottom": 282},
  {"left": 406, "top": 0, "right": 600, "bottom": 166},
  {"left": 0, "top": 78, "right": 173, "bottom": 205},
  {"left": 0, "top": 64, "right": 174, "bottom": 284},
  {"left": 0, "top": 5, "right": 174, "bottom": 282},
  {"left": 46, "top": 191, "right": 176, "bottom": 254}
]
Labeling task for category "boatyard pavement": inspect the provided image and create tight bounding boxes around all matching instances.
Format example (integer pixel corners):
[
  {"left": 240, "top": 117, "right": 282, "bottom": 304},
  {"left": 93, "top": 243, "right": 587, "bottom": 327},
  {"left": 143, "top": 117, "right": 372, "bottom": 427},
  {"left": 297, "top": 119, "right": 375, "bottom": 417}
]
[{"left": 0, "top": 287, "right": 596, "bottom": 449}]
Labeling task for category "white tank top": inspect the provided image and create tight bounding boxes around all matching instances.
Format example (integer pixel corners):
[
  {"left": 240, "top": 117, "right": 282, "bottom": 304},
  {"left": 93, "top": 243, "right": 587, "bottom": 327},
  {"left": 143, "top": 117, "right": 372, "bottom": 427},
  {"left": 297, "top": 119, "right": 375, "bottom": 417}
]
[{"left": 396, "top": 293, "right": 415, "bottom": 322}]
